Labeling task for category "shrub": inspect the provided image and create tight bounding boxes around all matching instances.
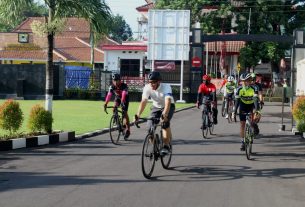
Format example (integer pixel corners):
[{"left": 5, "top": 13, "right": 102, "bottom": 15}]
[
  {"left": 297, "top": 120, "right": 305, "bottom": 133},
  {"left": 0, "top": 99, "right": 24, "bottom": 134},
  {"left": 292, "top": 96, "right": 305, "bottom": 132},
  {"left": 28, "top": 104, "right": 53, "bottom": 133}
]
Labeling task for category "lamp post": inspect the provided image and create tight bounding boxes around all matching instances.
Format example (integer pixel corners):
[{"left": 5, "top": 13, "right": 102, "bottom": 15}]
[{"left": 291, "top": 29, "right": 305, "bottom": 131}]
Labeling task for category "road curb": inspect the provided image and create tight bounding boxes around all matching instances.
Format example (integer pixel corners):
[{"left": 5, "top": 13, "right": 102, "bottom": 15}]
[{"left": 0, "top": 131, "right": 75, "bottom": 151}]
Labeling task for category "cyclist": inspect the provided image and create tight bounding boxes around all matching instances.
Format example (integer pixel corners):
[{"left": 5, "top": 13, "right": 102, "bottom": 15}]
[
  {"left": 223, "top": 75, "right": 237, "bottom": 119},
  {"left": 250, "top": 73, "right": 263, "bottom": 135},
  {"left": 196, "top": 74, "right": 218, "bottom": 126},
  {"left": 232, "top": 73, "right": 259, "bottom": 151},
  {"left": 135, "top": 71, "right": 175, "bottom": 155},
  {"left": 104, "top": 73, "right": 131, "bottom": 139},
  {"left": 219, "top": 74, "right": 228, "bottom": 100}
]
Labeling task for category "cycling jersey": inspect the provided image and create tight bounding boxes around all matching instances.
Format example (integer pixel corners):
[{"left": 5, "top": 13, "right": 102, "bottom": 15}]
[
  {"left": 225, "top": 82, "right": 237, "bottom": 94},
  {"left": 197, "top": 83, "right": 216, "bottom": 101},
  {"left": 105, "top": 82, "right": 129, "bottom": 110},
  {"left": 142, "top": 83, "right": 175, "bottom": 108},
  {"left": 235, "top": 85, "right": 258, "bottom": 105}
]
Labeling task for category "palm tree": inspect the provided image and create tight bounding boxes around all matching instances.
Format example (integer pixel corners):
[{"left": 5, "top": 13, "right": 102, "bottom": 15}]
[{"left": 0, "top": 0, "right": 112, "bottom": 112}]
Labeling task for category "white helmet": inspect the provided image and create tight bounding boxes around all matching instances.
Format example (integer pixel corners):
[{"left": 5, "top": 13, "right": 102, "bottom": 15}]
[{"left": 227, "top": 76, "right": 235, "bottom": 82}]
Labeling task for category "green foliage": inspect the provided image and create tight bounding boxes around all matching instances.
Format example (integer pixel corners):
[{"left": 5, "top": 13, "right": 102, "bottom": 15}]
[
  {"left": 109, "top": 14, "right": 133, "bottom": 43},
  {"left": 28, "top": 104, "right": 53, "bottom": 133},
  {"left": 292, "top": 96, "right": 305, "bottom": 122},
  {"left": 297, "top": 121, "right": 305, "bottom": 133},
  {"left": 0, "top": 99, "right": 24, "bottom": 134},
  {"left": 0, "top": 0, "right": 47, "bottom": 32}
]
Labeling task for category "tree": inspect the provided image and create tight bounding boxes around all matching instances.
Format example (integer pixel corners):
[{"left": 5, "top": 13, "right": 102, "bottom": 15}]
[
  {"left": 0, "top": 0, "right": 112, "bottom": 113},
  {"left": 109, "top": 14, "right": 133, "bottom": 43},
  {"left": 0, "top": 1, "right": 47, "bottom": 32}
]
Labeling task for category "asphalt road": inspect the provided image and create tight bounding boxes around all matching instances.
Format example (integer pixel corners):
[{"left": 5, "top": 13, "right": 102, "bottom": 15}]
[{"left": 1, "top": 102, "right": 305, "bottom": 207}]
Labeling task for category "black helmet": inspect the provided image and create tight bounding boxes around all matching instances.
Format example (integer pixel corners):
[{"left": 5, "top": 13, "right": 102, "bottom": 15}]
[
  {"left": 148, "top": 71, "right": 161, "bottom": 81},
  {"left": 112, "top": 73, "right": 120, "bottom": 80},
  {"left": 240, "top": 73, "right": 251, "bottom": 81}
]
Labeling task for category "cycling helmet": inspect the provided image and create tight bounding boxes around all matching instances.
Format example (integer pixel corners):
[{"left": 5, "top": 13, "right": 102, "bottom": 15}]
[
  {"left": 112, "top": 73, "right": 121, "bottom": 81},
  {"left": 227, "top": 76, "right": 235, "bottom": 82},
  {"left": 202, "top": 74, "right": 211, "bottom": 81},
  {"left": 240, "top": 73, "right": 251, "bottom": 81},
  {"left": 148, "top": 71, "right": 161, "bottom": 81}
]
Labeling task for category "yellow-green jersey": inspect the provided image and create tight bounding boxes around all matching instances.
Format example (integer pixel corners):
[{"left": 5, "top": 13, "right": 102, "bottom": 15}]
[
  {"left": 225, "top": 82, "right": 237, "bottom": 94},
  {"left": 235, "top": 85, "right": 258, "bottom": 105}
]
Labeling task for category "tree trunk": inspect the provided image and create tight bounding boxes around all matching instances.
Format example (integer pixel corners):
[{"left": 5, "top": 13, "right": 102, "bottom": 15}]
[
  {"left": 45, "top": 0, "right": 55, "bottom": 112},
  {"left": 45, "top": 32, "right": 54, "bottom": 112}
]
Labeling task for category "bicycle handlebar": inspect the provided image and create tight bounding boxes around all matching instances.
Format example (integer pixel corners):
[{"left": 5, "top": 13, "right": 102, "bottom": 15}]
[
  {"left": 134, "top": 115, "right": 160, "bottom": 129},
  {"left": 104, "top": 106, "right": 122, "bottom": 115}
]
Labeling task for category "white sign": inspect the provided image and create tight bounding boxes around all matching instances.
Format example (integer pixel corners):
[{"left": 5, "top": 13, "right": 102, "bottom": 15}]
[{"left": 148, "top": 10, "right": 190, "bottom": 61}]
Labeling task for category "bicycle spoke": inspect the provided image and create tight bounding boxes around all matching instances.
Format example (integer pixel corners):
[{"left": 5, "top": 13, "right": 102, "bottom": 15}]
[
  {"left": 141, "top": 134, "right": 156, "bottom": 179},
  {"left": 109, "top": 116, "right": 121, "bottom": 145}
]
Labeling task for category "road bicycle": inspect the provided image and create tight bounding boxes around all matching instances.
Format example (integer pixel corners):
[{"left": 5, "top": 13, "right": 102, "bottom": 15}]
[
  {"left": 243, "top": 112, "right": 255, "bottom": 160},
  {"left": 105, "top": 106, "right": 126, "bottom": 145},
  {"left": 135, "top": 116, "right": 172, "bottom": 179},
  {"left": 200, "top": 101, "right": 214, "bottom": 139}
]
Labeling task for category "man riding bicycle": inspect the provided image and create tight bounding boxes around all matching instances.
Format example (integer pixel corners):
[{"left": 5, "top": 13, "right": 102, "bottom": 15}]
[
  {"left": 104, "top": 73, "right": 131, "bottom": 139},
  {"left": 223, "top": 76, "right": 237, "bottom": 119},
  {"left": 232, "top": 73, "right": 260, "bottom": 151},
  {"left": 135, "top": 71, "right": 175, "bottom": 155},
  {"left": 196, "top": 74, "right": 218, "bottom": 126}
]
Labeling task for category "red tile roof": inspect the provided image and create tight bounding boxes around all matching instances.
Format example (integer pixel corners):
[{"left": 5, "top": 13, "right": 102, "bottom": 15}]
[
  {"left": 102, "top": 45, "right": 147, "bottom": 51},
  {"left": 0, "top": 50, "right": 63, "bottom": 61},
  {"left": 205, "top": 41, "right": 245, "bottom": 54},
  {"left": 0, "top": 17, "right": 120, "bottom": 62},
  {"left": 136, "top": 3, "right": 154, "bottom": 12},
  {"left": 13, "top": 17, "right": 91, "bottom": 38}
]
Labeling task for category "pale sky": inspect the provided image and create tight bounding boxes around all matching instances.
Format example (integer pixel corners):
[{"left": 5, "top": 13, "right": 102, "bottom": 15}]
[
  {"left": 105, "top": 0, "right": 144, "bottom": 35},
  {"left": 36, "top": 0, "right": 145, "bottom": 35}
]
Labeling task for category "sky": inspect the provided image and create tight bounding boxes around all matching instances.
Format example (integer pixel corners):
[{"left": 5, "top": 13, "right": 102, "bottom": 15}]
[
  {"left": 35, "top": 0, "right": 145, "bottom": 35},
  {"left": 105, "top": 0, "right": 144, "bottom": 35}
]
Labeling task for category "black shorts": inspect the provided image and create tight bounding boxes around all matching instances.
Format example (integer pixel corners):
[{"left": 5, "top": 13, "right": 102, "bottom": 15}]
[
  {"left": 239, "top": 103, "right": 254, "bottom": 121},
  {"left": 114, "top": 97, "right": 129, "bottom": 111},
  {"left": 147, "top": 104, "right": 175, "bottom": 129}
]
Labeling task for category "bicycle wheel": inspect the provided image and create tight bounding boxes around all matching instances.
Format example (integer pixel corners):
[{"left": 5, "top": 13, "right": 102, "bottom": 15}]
[
  {"left": 244, "top": 123, "right": 252, "bottom": 160},
  {"left": 221, "top": 101, "right": 226, "bottom": 117},
  {"left": 161, "top": 143, "right": 172, "bottom": 169},
  {"left": 208, "top": 113, "right": 214, "bottom": 135},
  {"left": 141, "top": 134, "right": 156, "bottom": 179},
  {"left": 201, "top": 113, "right": 209, "bottom": 138},
  {"left": 109, "top": 115, "right": 121, "bottom": 145}
]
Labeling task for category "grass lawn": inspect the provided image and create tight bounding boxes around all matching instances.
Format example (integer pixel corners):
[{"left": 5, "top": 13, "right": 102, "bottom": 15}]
[{"left": 0, "top": 100, "right": 194, "bottom": 137}]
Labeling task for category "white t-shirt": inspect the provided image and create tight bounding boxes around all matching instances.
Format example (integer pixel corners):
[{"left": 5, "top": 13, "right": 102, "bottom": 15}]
[{"left": 142, "top": 83, "right": 175, "bottom": 108}]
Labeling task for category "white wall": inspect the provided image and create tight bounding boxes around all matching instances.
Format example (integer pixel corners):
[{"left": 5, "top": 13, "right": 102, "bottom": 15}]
[
  {"left": 296, "top": 59, "right": 305, "bottom": 96},
  {"left": 104, "top": 50, "right": 145, "bottom": 73}
]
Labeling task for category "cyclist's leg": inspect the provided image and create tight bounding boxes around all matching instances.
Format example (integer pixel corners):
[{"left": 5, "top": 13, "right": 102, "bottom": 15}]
[
  {"left": 148, "top": 106, "right": 161, "bottom": 133},
  {"left": 239, "top": 104, "right": 251, "bottom": 150},
  {"left": 212, "top": 102, "right": 218, "bottom": 124},
  {"left": 162, "top": 104, "right": 175, "bottom": 146}
]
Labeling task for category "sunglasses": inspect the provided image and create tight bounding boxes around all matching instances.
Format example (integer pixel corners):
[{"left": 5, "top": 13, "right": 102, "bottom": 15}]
[{"left": 149, "top": 80, "right": 158, "bottom": 84}]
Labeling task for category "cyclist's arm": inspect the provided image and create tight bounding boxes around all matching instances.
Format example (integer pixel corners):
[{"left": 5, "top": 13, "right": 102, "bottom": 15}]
[
  {"left": 197, "top": 85, "right": 203, "bottom": 104},
  {"left": 253, "top": 86, "right": 259, "bottom": 111},
  {"left": 234, "top": 88, "right": 241, "bottom": 113},
  {"left": 163, "top": 97, "right": 171, "bottom": 117},
  {"left": 136, "top": 98, "right": 147, "bottom": 118},
  {"left": 105, "top": 85, "right": 116, "bottom": 105}
]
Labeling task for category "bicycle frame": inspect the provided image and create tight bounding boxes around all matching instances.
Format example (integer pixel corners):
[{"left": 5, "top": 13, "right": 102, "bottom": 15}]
[
  {"left": 201, "top": 101, "right": 214, "bottom": 138},
  {"left": 105, "top": 106, "right": 125, "bottom": 145},
  {"left": 243, "top": 112, "right": 254, "bottom": 160},
  {"left": 135, "top": 116, "right": 172, "bottom": 179}
]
